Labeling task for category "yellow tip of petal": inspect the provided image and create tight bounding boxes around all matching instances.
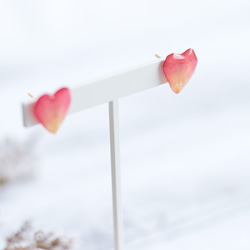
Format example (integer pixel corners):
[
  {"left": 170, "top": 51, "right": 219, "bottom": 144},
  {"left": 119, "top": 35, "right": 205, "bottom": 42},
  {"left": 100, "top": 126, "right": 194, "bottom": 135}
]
[
  {"left": 170, "top": 82, "right": 185, "bottom": 94},
  {"left": 43, "top": 116, "right": 64, "bottom": 134}
]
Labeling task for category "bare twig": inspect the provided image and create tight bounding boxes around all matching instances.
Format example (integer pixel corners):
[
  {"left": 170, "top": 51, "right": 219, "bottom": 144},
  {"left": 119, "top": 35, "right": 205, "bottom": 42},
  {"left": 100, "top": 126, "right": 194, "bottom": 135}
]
[{"left": 4, "top": 222, "right": 73, "bottom": 250}]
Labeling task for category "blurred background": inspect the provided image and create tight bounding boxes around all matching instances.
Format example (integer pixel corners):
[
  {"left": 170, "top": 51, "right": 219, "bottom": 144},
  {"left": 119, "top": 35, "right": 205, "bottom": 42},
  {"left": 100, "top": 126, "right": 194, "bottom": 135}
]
[{"left": 0, "top": 0, "right": 250, "bottom": 249}]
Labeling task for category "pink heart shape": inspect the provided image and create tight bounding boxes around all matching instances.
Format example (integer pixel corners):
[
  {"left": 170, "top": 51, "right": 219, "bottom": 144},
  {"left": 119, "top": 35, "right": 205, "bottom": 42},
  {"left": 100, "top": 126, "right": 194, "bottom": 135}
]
[
  {"left": 33, "top": 87, "right": 71, "bottom": 133},
  {"left": 163, "top": 48, "right": 198, "bottom": 94}
]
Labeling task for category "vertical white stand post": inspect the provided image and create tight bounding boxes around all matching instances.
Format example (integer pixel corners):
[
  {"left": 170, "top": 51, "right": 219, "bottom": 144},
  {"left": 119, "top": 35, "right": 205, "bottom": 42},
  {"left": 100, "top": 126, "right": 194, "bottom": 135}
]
[{"left": 109, "top": 99, "right": 124, "bottom": 250}]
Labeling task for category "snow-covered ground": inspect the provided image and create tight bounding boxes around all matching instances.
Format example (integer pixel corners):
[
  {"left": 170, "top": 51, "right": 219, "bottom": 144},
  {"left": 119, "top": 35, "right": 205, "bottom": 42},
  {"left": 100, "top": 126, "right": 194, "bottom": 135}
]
[{"left": 0, "top": 0, "right": 250, "bottom": 249}]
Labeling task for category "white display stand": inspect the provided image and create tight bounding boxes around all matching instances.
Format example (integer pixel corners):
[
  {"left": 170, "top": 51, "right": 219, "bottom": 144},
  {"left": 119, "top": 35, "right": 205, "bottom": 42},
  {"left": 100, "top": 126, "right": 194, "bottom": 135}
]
[{"left": 22, "top": 58, "right": 166, "bottom": 250}]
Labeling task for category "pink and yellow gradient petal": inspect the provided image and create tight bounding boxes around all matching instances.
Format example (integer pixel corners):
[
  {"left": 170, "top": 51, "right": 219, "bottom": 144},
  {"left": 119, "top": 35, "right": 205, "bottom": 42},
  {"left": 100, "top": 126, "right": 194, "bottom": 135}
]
[
  {"left": 163, "top": 49, "right": 198, "bottom": 94},
  {"left": 33, "top": 87, "right": 71, "bottom": 134}
]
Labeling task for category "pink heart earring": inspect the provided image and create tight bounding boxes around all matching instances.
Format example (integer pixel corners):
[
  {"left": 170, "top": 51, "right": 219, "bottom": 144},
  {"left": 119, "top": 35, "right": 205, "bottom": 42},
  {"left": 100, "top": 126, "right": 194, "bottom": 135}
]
[
  {"left": 33, "top": 87, "right": 71, "bottom": 133},
  {"left": 162, "top": 48, "right": 198, "bottom": 94}
]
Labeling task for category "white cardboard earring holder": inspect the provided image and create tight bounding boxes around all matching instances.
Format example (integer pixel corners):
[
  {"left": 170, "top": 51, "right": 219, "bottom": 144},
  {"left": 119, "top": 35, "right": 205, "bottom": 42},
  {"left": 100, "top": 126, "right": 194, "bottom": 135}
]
[{"left": 22, "top": 58, "right": 166, "bottom": 250}]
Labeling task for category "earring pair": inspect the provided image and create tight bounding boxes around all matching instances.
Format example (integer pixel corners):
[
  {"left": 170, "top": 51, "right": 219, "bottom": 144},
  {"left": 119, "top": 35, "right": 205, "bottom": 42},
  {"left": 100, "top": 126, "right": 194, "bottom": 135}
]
[{"left": 32, "top": 48, "right": 198, "bottom": 133}]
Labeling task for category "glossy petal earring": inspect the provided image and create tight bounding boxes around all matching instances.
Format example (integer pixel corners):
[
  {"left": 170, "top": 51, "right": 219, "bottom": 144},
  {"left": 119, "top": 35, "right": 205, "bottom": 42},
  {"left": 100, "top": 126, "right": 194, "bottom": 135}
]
[
  {"left": 162, "top": 48, "right": 198, "bottom": 94},
  {"left": 33, "top": 87, "right": 71, "bottom": 133}
]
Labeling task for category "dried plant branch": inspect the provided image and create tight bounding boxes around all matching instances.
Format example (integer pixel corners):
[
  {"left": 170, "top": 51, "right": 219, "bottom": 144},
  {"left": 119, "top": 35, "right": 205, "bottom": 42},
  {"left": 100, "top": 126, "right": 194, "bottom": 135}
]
[
  {"left": 4, "top": 222, "right": 73, "bottom": 250},
  {"left": 0, "top": 136, "right": 38, "bottom": 186}
]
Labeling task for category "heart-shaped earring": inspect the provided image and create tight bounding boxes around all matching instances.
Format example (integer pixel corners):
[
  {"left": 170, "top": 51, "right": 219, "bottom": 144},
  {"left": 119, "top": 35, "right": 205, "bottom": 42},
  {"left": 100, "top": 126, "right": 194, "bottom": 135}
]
[
  {"left": 33, "top": 87, "right": 71, "bottom": 133},
  {"left": 162, "top": 48, "right": 198, "bottom": 94}
]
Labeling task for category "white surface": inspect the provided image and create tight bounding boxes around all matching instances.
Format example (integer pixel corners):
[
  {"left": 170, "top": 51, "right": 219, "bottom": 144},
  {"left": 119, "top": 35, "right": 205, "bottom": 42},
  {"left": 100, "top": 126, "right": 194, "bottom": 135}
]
[
  {"left": 0, "top": 0, "right": 250, "bottom": 250},
  {"left": 109, "top": 100, "right": 124, "bottom": 250}
]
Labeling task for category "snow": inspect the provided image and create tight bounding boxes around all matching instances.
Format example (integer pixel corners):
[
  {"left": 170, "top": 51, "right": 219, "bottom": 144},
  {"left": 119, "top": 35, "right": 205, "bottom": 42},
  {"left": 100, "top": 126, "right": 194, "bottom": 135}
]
[{"left": 0, "top": 0, "right": 250, "bottom": 249}]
